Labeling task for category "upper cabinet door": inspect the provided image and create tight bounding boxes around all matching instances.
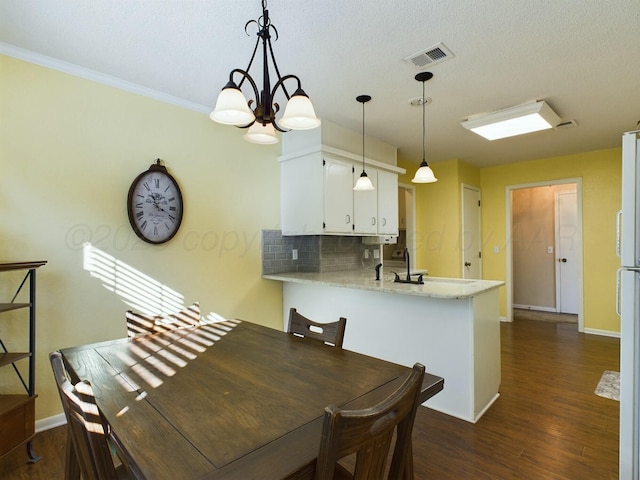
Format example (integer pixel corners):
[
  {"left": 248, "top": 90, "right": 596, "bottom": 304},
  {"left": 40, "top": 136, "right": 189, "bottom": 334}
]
[
  {"left": 377, "top": 170, "right": 399, "bottom": 235},
  {"left": 353, "top": 169, "right": 378, "bottom": 234},
  {"left": 323, "top": 158, "right": 354, "bottom": 233}
]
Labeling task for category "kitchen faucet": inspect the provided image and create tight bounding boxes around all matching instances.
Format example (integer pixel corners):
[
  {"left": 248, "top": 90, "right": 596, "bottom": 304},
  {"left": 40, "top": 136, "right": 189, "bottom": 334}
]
[{"left": 392, "top": 247, "right": 424, "bottom": 284}]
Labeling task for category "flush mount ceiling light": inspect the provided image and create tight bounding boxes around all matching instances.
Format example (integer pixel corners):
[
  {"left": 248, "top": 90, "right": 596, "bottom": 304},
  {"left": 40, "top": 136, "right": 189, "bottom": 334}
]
[
  {"left": 460, "top": 100, "right": 561, "bottom": 141},
  {"left": 353, "top": 95, "right": 375, "bottom": 191},
  {"left": 209, "top": 0, "right": 320, "bottom": 144},
  {"left": 411, "top": 72, "right": 438, "bottom": 184}
]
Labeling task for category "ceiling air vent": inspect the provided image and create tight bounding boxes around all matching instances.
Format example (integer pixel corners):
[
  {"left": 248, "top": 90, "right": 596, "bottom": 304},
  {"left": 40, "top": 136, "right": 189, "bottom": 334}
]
[{"left": 404, "top": 42, "right": 454, "bottom": 68}]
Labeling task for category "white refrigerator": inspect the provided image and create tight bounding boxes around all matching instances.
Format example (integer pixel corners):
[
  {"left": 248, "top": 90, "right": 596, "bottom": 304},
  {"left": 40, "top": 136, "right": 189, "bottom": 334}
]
[{"left": 619, "top": 130, "right": 640, "bottom": 479}]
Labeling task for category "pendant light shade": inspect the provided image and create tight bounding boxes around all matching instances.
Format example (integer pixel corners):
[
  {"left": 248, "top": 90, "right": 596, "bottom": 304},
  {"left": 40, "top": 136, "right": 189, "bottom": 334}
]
[
  {"left": 354, "top": 95, "right": 375, "bottom": 191},
  {"left": 412, "top": 161, "right": 438, "bottom": 183},
  {"left": 411, "top": 72, "right": 438, "bottom": 184},
  {"left": 210, "top": 1, "right": 320, "bottom": 143}
]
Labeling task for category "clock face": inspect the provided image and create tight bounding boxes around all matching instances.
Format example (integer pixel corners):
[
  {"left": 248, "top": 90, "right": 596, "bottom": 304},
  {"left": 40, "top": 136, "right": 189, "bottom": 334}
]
[{"left": 127, "top": 162, "right": 183, "bottom": 244}]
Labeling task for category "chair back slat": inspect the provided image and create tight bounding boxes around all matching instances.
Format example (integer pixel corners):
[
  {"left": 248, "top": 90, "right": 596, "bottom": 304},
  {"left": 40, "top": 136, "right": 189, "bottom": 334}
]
[
  {"left": 315, "top": 363, "right": 426, "bottom": 480},
  {"left": 50, "top": 351, "right": 122, "bottom": 480},
  {"left": 287, "top": 307, "right": 347, "bottom": 348}
]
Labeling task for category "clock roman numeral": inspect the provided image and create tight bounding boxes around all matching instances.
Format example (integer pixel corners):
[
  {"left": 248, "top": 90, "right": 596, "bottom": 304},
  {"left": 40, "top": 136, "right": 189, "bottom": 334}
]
[
  {"left": 143, "top": 182, "right": 151, "bottom": 191},
  {"left": 154, "top": 179, "right": 160, "bottom": 189},
  {"left": 169, "top": 206, "right": 176, "bottom": 212},
  {"left": 136, "top": 211, "right": 144, "bottom": 219},
  {"left": 168, "top": 196, "right": 175, "bottom": 202},
  {"left": 136, "top": 202, "right": 143, "bottom": 208},
  {"left": 153, "top": 226, "right": 158, "bottom": 236},
  {"left": 164, "top": 185, "right": 171, "bottom": 193},
  {"left": 168, "top": 215, "right": 175, "bottom": 223},
  {"left": 140, "top": 220, "right": 147, "bottom": 230}
]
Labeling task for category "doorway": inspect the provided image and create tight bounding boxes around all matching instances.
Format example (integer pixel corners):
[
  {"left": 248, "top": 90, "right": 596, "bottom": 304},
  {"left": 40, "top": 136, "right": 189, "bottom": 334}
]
[
  {"left": 506, "top": 179, "right": 583, "bottom": 330},
  {"left": 384, "top": 184, "right": 416, "bottom": 270}
]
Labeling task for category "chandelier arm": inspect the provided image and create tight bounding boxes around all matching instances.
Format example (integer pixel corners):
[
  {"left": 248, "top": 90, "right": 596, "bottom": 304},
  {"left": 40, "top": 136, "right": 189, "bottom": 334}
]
[
  {"left": 228, "top": 68, "right": 260, "bottom": 110},
  {"left": 269, "top": 74, "right": 303, "bottom": 132},
  {"left": 267, "top": 36, "right": 290, "bottom": 100},
  {"left": 237, "top": 33, "right": 261, "bottom": 90}
]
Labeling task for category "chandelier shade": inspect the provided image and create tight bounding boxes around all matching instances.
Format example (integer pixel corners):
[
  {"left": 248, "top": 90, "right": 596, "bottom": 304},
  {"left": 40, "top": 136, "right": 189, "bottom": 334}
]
[
  {"left": 243, "top": 121, "right": 278, "bottom": 144},
  {"left": 209, "top": 84, "right": 254, "bottom": 126},
  {"left": 210, "top": 1, "right": 320, "bottom": 142}
]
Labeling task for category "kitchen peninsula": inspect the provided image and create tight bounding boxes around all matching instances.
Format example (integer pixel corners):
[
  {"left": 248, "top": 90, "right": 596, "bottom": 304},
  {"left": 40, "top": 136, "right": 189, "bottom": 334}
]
[{"left": 264, "top": 270, "right": 504, "bottom": 423}]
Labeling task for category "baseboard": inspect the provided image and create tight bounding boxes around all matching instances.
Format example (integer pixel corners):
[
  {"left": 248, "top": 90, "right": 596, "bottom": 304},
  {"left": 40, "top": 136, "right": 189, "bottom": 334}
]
[
  {"left": 499, "top": 316, "right": 508, "bottom": 322},
  {"left": 36, "top": 413, "right": 66, "bottom": 433},
  {"left": 583, "top": 328, "right": 620, "bottom": 338},
  {"left": 513, "top": 304, "right": 557, "bottom": 312}
]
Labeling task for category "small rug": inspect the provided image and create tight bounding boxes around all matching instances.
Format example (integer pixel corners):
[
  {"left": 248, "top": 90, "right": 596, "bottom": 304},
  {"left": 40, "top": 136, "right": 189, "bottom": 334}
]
[{"left": 595, "top": 370, "right": 620, "bottom": 401}]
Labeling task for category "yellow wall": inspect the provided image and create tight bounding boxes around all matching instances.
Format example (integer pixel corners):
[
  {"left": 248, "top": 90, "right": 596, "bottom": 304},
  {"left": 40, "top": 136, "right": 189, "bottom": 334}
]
[
  {"left": 0, "top": 55, "right": 283, "bottom": 420},
  {"left": 403, "top": 148, "right": 621, "bottom": 333}
]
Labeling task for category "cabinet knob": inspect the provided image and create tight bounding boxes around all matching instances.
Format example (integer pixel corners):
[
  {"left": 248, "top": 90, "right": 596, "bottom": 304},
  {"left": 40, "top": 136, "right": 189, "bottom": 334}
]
[
  {"left": 372, "top": 217, "right": 376, "bottom": 225},
  {"left": 345, "top": 215, "right": 351, "bottom": 224},
  {"left": 382, "top": 218, "right": 387, "bottom": 226}
]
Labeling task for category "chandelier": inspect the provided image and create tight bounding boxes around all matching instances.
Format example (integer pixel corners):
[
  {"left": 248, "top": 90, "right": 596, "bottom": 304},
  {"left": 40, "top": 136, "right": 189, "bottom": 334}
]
[{"left": 209, "top": 0, "right": 321, "bottom": 144}]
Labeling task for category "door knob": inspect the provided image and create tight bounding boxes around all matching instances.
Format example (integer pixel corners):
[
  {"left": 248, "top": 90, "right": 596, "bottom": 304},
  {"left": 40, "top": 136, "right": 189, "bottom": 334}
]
[
  {"left": 560, "top": 258, "right": 567, "bottom": 263},
  {"left": 464, "top": 262, "right": 471, "bottom": 267}
]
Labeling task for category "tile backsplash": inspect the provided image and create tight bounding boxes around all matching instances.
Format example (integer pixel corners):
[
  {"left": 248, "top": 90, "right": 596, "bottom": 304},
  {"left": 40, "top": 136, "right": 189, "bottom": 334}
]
[{"left": 261, "top": 230, "right": 375, "bottom": 274}]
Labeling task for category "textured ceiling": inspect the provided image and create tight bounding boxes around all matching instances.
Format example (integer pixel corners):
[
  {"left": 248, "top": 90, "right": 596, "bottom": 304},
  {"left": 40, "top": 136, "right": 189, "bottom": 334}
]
[{"left": 1, "top": 0, "right": 639, "bottom": 167}]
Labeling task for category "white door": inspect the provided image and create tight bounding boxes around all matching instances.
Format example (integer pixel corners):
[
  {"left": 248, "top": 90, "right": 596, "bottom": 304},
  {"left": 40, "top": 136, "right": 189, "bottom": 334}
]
[
  {"left": 462, "top": 185, "right": 482, "bottom": 279},
  {"left": 555, "top": 190, "right": 579, "bottom": 314}
]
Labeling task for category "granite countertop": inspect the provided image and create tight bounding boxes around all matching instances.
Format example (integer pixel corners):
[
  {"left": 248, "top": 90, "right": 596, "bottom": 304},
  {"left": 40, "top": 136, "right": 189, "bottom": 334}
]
[{"left": 263, "top": 270, "right": 504, "bottom": 300}]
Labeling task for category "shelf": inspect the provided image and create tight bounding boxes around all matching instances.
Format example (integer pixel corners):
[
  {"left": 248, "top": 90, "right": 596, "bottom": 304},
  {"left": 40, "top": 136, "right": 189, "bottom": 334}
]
[
  {"left": 0, "top": 303, "right": 30, "bottom": 313},
  {"left": 0, "top": 352, "right": 31, "bottom": 368},
  {"left": 0, "top": 261, "right": 47, "bottom": 272},
  {"left": 0, "top": 394, "right": 32, "bottom": 416}
]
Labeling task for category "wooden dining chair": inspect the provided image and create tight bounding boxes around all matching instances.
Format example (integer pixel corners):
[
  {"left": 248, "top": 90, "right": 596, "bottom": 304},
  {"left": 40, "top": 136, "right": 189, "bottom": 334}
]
[
  {"left": 287, "top": 307, "right": 347, "bottom": 348},
  {"left": 314, "top": 363, "right": 426, "bottom": 480},
  {"left": 49, "top": 351, "right": 132, "bottom": 480},
  {"left": 126, "top": 301, "right": 200, "bottom": 337}
]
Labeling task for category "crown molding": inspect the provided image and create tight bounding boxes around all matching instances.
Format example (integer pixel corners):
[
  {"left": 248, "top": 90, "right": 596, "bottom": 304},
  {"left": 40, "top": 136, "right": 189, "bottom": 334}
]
[{"left": 0, "top": 42, "right": 210, "bottom": 115}]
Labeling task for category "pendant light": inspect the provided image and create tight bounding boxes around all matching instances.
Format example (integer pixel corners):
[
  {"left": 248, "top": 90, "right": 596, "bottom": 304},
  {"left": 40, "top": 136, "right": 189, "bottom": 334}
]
[
  {"left": 411, "top": 72, "right": 438, "bottom": 183},
  {"left": 354, "top": 95, "right": 375, "bottom": 191},
  {"left": 210, "top": 0, "right": 320, "bottom": 144}
]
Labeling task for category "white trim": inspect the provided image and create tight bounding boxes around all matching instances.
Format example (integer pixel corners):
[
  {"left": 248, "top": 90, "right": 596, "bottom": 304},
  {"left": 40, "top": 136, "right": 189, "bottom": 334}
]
[
  {"left": 35, "top": 413, "right": 66, "bottom": 433},
  {"left": 583, "top": 328, "right": 621, "bottom": 338},
  {"left": 513, "top": 304, "right": 557, "bottom": 312},
  {"left": 0, "top": 42, "right": 211, "bottom": 115}
]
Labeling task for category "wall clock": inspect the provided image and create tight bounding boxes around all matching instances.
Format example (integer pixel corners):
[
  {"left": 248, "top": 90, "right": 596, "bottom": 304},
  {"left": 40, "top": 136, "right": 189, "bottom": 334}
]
[{"left": 127, "top": 159, "right": 183, "bottom": 244}]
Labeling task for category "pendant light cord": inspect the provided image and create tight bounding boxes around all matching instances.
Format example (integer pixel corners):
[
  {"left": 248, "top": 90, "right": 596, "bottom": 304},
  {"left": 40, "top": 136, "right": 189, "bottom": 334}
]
[
  {"left": 422, "top": 80, "right": 426, "bottom": 163},
  {"left": 362, "top": 100, "right": 366, "bottom": 172}
]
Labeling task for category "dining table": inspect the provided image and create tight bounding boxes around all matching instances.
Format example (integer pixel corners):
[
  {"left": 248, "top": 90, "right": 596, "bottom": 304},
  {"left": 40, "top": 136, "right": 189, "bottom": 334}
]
[{"left": 58, "top": 319, "right": 444, "bottom": 479}]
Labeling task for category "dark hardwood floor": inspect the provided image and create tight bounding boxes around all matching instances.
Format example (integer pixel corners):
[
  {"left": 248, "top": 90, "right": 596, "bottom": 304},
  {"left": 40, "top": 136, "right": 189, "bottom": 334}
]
[{"left": 0, "top": 318, "right": 620, "bottom": 479}]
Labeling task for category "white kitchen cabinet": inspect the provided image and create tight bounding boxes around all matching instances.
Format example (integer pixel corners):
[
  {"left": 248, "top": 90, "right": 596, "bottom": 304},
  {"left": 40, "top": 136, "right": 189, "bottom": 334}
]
[{"left": 280, "top": 147, "right": 402, "bottom": 236}]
